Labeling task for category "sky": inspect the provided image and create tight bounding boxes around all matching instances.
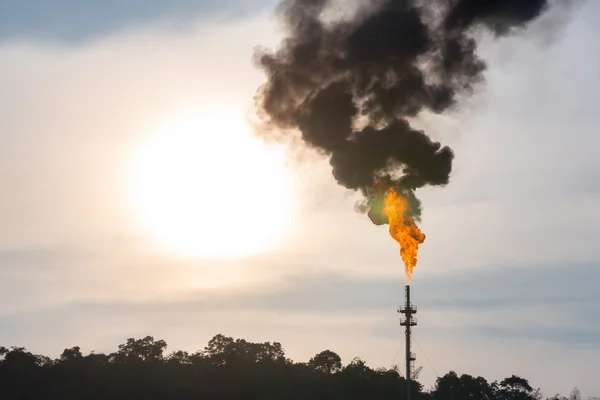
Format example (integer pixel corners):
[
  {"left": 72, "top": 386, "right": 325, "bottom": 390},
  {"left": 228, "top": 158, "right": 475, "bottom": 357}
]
[{"left": 1, "top": 0, "right": 599, "bottom": 397}]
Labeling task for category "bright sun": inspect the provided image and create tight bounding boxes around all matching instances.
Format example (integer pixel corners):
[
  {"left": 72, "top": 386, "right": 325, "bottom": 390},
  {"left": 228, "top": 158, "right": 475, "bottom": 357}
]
[{"left": 128, "top": 107, "right": 293, "bottom": 259}]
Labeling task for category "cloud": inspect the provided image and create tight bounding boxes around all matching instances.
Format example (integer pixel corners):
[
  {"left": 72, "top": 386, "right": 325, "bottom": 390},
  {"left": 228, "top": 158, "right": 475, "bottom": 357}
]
[
  {"left": 476, "top": 326, "right": 600, "bottom": 348},
  {"left": 0, "top": 1, "right": 599, "bottom": 397},
  {"left": 1, "top": 260, "right": 598, "bottom": 396},
  {"left": 0, "top": 0, "right": 271, "bottom": 44},
  {"left": 3, "top": 259, "right": 598, "bottom": 347},
  {"left": 0, "top": 9, "right": 279, "bottom": 251}
]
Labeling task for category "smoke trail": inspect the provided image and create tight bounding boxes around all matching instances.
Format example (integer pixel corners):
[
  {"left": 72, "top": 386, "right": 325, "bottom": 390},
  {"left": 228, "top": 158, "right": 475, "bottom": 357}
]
[{"left": 253, "top": 0, "right": 551, "bottom": 222}]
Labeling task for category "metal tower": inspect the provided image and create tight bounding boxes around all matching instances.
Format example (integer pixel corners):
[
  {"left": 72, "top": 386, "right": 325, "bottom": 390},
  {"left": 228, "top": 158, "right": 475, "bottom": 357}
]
[{"left": 399, "top": 285, "right": 417, "bottom": 400}]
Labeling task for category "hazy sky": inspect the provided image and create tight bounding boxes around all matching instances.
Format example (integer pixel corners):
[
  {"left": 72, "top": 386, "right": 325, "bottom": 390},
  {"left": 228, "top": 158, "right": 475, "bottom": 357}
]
[{"left": 1, "top": 0, "right": 599, "bottom": 396}]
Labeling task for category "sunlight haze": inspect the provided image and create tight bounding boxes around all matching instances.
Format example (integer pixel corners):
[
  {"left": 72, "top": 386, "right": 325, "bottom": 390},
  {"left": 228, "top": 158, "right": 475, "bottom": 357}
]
[
  {"left": 127, "top": 106, "right": 293, "bottom": 259},
  {"left": 0, "top": 0, "right": 599, "bottom": 398}
]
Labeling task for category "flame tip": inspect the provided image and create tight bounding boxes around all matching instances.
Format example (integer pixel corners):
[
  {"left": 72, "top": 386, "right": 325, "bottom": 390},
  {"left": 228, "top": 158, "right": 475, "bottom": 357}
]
[{"left": 382, "top": 188, "right": 425, "bottom": 278}]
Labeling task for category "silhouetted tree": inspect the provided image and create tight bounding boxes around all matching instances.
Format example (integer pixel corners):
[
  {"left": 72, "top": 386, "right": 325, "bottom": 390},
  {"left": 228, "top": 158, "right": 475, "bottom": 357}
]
[
  {"left": 0, "top": 334, "right": 593, "bottom": 400},
  {"left": 60, "top": 346, "right": 83, "bottom": 362},
  {"left": 493, "top": 375, "right": 539, "bottom": 400},
  {"left": 412, "top": 365, "right": 423, "bottom": 380},
  {"left": 111, "top": 336, "right": 167, "bottom": 363},
  {"left": 433, "top": 371, "right": 494, "bottom": 400},
  {"left": 570, "top": 387, "right": 583, "bottom": 400},
  {"left": 308, "top": 349, "right": 342, "bottom": 373}
]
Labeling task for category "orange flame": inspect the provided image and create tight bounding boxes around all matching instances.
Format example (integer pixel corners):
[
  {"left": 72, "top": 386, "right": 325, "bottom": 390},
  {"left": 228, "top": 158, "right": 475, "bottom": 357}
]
[{"left": 383, "top": 188, "right": 426, "bottom": 283}]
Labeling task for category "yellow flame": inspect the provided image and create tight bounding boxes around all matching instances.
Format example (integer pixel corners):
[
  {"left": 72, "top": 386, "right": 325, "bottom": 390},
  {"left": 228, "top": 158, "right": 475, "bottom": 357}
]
[{"left": 383, "top": 188, "right": 426, "bottom": 283}]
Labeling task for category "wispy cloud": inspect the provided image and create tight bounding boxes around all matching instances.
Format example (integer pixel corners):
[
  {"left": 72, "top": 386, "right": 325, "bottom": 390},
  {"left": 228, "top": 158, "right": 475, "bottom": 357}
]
[{"left": 0, "top": 0, "right": 270, "bottom": 44}]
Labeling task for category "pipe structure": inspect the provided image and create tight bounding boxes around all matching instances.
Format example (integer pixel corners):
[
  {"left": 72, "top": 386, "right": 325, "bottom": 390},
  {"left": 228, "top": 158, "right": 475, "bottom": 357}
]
[{"left": 399, "top": 285, "right": 417, "bottom": 400}]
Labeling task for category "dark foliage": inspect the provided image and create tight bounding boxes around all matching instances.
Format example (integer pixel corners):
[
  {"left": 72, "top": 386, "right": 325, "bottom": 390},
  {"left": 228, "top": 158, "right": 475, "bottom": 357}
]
[{"left": 0, "top": 334, "right": 576, "bottom": 399}]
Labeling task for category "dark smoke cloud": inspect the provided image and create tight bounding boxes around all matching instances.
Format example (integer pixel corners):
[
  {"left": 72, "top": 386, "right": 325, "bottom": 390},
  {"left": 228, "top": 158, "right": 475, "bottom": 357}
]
[{"left": 254, "top": 0, "right": 551, "bottom": 222}]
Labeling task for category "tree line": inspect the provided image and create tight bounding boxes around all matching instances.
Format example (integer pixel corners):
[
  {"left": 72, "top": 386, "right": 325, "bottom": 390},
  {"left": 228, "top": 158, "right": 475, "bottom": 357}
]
[{"left": 0, "top": 334, "right": 594, "bottom": 399}]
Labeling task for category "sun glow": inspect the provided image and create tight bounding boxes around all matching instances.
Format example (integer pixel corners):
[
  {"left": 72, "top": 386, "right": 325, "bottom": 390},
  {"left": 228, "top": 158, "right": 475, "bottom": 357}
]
[{"left": 128, "top": 107, "right": 293, "bottom": 259}]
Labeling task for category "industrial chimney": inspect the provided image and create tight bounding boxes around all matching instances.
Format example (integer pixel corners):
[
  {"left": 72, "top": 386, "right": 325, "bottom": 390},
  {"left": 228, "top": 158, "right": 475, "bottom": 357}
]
[{"left": 399, "top": 285, "right": 417, "bottom": 400}]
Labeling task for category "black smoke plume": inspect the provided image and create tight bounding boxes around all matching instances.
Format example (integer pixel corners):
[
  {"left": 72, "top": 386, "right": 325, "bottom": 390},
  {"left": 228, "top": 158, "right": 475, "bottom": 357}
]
[{"left": 253, "top": 0, "right": 550, "bottom": 224}]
